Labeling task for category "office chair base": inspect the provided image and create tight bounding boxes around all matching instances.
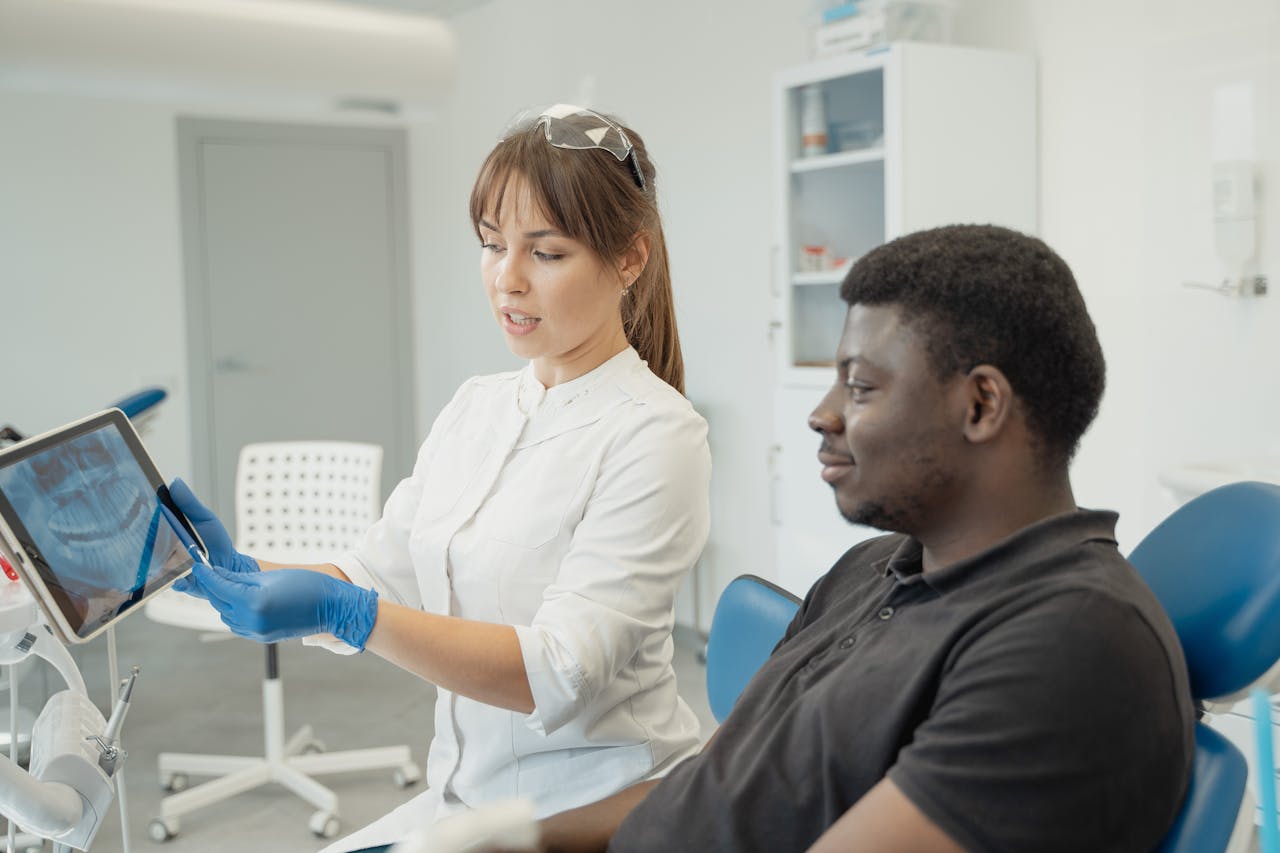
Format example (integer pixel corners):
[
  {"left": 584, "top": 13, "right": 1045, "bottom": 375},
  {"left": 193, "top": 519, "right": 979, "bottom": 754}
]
[{"left": 150, "top": 679, "right": 420, "bottom": 841}]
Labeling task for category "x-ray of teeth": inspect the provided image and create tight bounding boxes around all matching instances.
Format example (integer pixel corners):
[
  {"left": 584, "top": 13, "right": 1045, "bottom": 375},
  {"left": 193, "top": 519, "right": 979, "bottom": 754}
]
[{"left": 0, "top": 425, "right": 189, "bottom": 630}]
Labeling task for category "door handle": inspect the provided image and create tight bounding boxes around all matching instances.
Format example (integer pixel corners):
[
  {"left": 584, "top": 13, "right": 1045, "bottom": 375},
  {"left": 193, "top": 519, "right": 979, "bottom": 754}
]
[{"left": 213, "top": 357, "right": 255, "bottom": 373}]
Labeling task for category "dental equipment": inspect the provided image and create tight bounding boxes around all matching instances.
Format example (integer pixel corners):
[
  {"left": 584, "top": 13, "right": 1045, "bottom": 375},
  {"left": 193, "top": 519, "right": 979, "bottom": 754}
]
[{"left": 0, "top": 580, "right": 139, "bottom": 851}]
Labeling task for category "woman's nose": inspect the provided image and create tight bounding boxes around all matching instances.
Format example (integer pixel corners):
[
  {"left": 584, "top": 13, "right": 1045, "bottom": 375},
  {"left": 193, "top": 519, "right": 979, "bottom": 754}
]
[{"left": 495, "top": 256, "right": 528, "bottom": 294}]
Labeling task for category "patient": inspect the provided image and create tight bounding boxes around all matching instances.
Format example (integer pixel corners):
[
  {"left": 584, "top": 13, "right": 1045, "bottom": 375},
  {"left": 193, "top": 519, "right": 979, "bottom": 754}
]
[{"left": 535, "top": 225, "right": 1196, "bottom": 852}]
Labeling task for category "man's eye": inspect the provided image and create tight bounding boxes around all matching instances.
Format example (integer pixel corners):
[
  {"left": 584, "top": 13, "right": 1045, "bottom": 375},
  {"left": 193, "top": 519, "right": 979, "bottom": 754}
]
[{"left": 481, "top": 242, "right": 505, "bottom": 254}]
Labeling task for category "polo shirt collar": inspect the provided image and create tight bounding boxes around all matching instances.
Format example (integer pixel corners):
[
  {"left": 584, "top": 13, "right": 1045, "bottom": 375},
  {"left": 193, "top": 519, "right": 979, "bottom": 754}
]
[{"left": 882, "top": 509, "right": 1121, "bottom": 593}]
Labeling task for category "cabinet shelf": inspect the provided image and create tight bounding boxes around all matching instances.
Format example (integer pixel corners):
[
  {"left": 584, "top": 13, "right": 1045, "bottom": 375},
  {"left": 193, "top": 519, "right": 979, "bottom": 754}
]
[
  {"left": 792, "top": 269, "right": 851, "bottom": 286},
  {"left": 790, "top": 147, "right": 885, "bottom": 173}
]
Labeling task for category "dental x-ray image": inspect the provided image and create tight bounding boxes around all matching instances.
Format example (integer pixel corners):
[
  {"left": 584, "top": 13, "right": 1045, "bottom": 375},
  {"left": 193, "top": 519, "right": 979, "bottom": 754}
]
[{"left": 0, "top": 424, "right": 189, "bottom": 633}]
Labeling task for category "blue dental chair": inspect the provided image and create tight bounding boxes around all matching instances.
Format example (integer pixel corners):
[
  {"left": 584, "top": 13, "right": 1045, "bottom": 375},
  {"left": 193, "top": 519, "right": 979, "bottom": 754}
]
[
  {"left": 706, "top": 482, "right": 1280, "bottom": 852},
  {"left": 1128, "top": 480, "right": 1280, "bottom": 853},
  {"left": 705, "top": 574, "right": 800, "bottom": 723}
]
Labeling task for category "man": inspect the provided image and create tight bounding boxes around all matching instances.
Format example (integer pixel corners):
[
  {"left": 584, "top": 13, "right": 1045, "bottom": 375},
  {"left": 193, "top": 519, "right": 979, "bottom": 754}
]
[{"left": 538, "top": 224, "right": 1195, "bottom": 852}]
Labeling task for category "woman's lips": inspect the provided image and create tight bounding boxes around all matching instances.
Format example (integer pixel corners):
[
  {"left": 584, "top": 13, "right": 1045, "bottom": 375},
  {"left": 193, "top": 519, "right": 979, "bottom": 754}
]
[{"left": 500, "top": 309, "right": 541, "bottom": 337}]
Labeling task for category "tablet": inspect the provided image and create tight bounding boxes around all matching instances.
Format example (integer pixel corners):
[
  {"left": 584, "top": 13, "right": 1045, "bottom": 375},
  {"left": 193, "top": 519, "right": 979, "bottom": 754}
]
[{"left": 0, "top": 409, "right": 204, "bottom": 643}]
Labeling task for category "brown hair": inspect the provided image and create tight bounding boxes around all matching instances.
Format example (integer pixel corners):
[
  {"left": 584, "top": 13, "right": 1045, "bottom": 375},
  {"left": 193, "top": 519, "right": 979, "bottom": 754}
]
[{"left": 469, "top": 111, "right": 685, "bottom": 394}]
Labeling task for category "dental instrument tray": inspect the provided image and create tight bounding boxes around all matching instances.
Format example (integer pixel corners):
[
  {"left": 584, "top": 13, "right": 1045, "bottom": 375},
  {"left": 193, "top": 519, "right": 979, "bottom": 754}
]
[{"left": 0, "top": 408, "right": 204, "bottom": 643}]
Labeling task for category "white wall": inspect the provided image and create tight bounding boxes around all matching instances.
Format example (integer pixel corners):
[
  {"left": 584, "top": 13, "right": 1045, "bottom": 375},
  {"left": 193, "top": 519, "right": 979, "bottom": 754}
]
[
  {"left": 1135, "top": 2, "right": 1280, "bottom": 538},
  {"left": 0, "top": 92, "right": 192, "bottom": 475},
  {"left": 415, "top": 0, "right": 816, "bottom": 629},
  {"left": 417, "top": 0, "right": 1280, "bottom": 613},
  {"left": 0, "top": 90, "right": 432, "bottom": 481},
  {"left": 956, "top": 0, "right": 1280, "bottom": 549},
  {"left": 2, "top": 0, "right": 1276, "bottom": 632}
]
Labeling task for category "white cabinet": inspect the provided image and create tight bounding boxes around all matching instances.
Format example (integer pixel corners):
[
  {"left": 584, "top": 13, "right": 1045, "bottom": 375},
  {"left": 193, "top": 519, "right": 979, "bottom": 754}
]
[{"left": 770, "top": 44, "right": 1038, "bottom": 595}]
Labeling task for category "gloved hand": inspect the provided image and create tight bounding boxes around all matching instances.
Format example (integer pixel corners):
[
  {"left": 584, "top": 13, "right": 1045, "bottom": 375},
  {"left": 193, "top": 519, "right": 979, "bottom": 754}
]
[
  {"left": 192, "top": 561, "right": 379, "bottom": 651},
  {"left": 167, "top": 478, "right": 258, "bottom": 598}
]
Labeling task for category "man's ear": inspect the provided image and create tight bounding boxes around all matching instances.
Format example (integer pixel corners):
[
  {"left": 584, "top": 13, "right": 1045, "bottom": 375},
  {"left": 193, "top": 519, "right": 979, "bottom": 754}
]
[
  {"left": 618, "top": 232, "right": 651, "bottom": 286},
  {"left": 961, "top": 364, "right": 1015, "bottom": 445}
]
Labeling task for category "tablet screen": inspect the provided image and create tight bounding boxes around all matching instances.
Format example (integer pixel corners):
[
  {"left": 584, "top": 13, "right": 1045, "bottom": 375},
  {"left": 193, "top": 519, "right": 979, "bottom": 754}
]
[{"left": 0, "top": 413, "right": 195, "bottom": 640}]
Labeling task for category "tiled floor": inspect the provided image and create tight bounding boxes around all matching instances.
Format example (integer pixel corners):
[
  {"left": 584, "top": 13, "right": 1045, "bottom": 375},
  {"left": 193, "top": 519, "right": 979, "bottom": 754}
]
[{"left": 8, "top": 615, "right": 715, "bottom": 853}]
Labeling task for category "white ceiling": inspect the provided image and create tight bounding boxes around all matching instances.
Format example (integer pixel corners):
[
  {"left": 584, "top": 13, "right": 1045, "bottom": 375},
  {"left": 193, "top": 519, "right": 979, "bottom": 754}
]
[{"left": 325, "top": 0, "right": 491, "bottom": 17}]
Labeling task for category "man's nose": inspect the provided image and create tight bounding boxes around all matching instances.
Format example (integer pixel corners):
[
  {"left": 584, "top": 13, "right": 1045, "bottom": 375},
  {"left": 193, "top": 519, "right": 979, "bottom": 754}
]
[{"left": 808, "top": 389, "right": 844, "bottom": 435}]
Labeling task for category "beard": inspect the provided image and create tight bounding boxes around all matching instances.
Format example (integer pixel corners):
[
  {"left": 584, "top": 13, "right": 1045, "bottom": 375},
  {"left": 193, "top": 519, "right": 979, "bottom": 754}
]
[{"left": 842, "top": 500, "right": 910, "bottom": 532}]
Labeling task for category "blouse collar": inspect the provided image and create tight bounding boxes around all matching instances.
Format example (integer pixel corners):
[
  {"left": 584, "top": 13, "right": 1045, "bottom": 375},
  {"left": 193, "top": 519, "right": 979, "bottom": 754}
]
[{"left": 517, "top": 347, "right": 641, "bottom": 417}]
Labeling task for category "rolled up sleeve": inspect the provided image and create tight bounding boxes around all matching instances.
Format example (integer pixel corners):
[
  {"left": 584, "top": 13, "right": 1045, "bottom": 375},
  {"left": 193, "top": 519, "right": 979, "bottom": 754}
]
[{"left": 516, "top": 408, "right": 711, "bottom": 735}]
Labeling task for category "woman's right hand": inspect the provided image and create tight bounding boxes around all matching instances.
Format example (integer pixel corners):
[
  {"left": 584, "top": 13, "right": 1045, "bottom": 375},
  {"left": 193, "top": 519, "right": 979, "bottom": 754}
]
[{"left": 168, "top": 478, "right": 259, "bottom": 596}]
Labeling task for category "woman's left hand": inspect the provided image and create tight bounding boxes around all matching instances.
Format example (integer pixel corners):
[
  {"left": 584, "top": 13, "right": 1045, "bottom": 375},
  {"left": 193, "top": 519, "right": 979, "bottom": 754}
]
[{"left": 192, "top": 562, "right": 379, "bottom": 650}]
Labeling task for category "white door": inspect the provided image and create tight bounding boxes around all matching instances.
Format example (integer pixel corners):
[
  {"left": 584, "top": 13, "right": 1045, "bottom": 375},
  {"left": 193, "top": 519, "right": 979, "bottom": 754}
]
[{"left": 178, "top": 119, "right": 415, "bottom": 518}]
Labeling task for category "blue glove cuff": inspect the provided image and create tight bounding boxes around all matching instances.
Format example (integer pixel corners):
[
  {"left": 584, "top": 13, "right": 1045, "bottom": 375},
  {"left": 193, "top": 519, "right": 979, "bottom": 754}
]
[{"left": 329, "top": 585, "right": 379, "bottom": 651}]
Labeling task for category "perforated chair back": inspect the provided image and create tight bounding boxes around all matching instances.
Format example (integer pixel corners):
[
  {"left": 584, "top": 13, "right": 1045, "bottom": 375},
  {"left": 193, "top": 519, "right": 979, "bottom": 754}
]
[
  {"left": 705, "top": 574, "right": 801, "bottom": 723},
  {"left": 234, "top": 441, "right": 383, "bottom": 565},
  {"left": 1128, "top": 481, "right": 1280, "bottom": 853}
]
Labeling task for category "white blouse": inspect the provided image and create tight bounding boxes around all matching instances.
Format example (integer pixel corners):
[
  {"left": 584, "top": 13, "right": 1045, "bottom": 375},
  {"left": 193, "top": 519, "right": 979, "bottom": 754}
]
[{"left": 318, "top": 347, "right": 710, "bottom": 851}]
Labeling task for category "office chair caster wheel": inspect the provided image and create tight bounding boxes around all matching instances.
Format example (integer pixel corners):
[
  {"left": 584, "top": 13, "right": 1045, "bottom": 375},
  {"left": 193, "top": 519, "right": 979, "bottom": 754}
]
[
  {"left": 393, "top": 762, "right": 422, "bottom": 788},
  {"left": 161, "top": 772, "right": 189, "bottom": 792},
  {"left": 148, "top": 817, "right": 179, "bottom": 842},
  {"left": 310, "top": 810, "right": 341, "bottom": 839}
]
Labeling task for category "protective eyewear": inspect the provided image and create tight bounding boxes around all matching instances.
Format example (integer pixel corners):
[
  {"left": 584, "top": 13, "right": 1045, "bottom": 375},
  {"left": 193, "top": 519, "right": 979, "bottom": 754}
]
[{"left": 506, "top": 103, "right": 647, "bottom": 192}]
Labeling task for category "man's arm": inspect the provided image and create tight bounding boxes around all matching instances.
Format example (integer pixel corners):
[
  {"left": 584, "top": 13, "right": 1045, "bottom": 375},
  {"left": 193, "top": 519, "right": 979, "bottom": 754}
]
[
  {"left": 806, "top": 779, "right": 965, "bottom": 853},
  {"left": 538, "top": 729, "right": 720, "bottom": 853},
  {"left": 539, "top": 779, "right": 661, "bottom": 853}
]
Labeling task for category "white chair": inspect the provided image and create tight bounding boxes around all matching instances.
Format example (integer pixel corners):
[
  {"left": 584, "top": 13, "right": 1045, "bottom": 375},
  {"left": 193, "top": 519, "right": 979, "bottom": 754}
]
[{"left": 144, "top": 441, "right": 421, "bottom": 843}]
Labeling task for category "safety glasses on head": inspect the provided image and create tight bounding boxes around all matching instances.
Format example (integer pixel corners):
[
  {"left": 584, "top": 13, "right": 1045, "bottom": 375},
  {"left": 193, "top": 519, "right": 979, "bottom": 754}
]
[{"left": 504, "top": 103, "right": 647, "bottom": 193}]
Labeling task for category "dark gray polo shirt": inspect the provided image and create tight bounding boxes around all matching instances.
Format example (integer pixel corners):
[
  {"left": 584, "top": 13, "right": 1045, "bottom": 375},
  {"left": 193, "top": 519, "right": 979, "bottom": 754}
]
[{"left": 611, "top": 510, "right": 1195, "bottom": 853}]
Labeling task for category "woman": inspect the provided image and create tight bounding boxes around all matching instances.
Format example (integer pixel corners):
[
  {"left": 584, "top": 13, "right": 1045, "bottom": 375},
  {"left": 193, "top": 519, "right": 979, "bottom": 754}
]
[{"left": 175, "top": 104, "right": 710, "bottom": 852}]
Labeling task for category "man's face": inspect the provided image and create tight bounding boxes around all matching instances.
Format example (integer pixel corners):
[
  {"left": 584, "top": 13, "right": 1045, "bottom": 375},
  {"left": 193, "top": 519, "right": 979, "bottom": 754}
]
[{"left": 809, "top": 304, "right": 967, "bottom": 533}]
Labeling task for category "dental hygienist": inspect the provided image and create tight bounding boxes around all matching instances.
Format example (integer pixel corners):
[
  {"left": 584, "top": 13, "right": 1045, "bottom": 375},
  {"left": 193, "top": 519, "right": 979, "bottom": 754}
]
[{"left": 173, "top": 104, "right": 710, "bottom": 852}]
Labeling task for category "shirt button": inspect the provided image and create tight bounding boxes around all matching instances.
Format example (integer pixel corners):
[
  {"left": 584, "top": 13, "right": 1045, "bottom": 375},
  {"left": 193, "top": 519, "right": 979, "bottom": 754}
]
[
  {"left": 878, "top": 606, "right": 895, "bottom": 621},
  {"left": 839, "top": 636, "right": 855, "bottom": 649}
]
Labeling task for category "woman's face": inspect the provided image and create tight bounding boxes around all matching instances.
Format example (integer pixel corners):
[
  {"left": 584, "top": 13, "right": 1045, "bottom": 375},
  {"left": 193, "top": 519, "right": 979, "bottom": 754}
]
[{"left": 478, "top": 179, "right": 630, "bottom": 386}]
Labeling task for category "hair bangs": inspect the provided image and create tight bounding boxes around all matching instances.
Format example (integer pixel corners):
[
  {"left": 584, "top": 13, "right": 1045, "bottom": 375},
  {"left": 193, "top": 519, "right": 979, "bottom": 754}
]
[{"left": 470, "top": 133, "right": 626, "bottom": 258}]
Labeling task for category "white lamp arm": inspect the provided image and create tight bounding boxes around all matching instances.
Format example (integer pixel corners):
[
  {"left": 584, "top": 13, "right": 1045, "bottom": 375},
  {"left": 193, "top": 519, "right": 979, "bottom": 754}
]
[{"left": 0, "top": 750, "right": 83, "bottom": 838}]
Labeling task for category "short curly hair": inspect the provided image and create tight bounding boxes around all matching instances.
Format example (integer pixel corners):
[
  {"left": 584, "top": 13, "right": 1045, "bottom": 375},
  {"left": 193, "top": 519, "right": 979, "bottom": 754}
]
[{"left": 840, "top": 224, "right": 1106, "bottom": 466}]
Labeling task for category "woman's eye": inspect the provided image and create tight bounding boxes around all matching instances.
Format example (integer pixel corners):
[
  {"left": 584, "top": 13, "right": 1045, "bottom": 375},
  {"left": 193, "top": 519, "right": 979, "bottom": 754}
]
[{"left": 533, "top": 250, "right": 564, "bottom": 262}]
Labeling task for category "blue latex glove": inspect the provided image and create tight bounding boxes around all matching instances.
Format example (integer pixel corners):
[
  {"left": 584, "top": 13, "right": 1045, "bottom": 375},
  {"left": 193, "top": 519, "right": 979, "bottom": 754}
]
[
  {"left": 192, "top": 561, "right": 379, "bottom": 651},
  {"left": 167, "top": 478, "right": 258, "bottom": 598}
]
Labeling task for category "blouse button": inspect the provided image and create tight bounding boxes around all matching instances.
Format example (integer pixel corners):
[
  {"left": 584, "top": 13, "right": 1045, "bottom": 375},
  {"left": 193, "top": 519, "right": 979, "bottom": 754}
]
[
  {"left": 839, "top": 636, "right": 855, "bottom": 649},
  {"left": 878, "top": 606, "right": 895, "bottom": 621}
]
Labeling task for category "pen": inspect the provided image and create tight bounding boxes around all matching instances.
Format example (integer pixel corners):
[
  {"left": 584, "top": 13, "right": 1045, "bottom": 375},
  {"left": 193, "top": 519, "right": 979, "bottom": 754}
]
[
  {"left": 157, "top": 500, "right": 211, "bottom": 568},
  {"left": 183, "top": 540, "right": 212, "bottom": 568}
]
